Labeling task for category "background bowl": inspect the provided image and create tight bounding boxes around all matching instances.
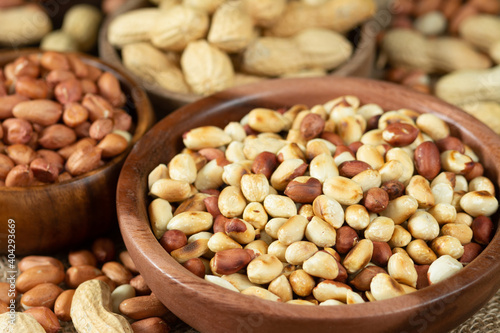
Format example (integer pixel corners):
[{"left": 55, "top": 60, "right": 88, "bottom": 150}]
[
  {"left": 116, "top": 77, "right": 500, "bottom": 333},
  {"left": 0, "top": 49, "right": 155, "bottom": 255},
  {"left": 99, "top": 0, "right": 379, "bottom": 118}
]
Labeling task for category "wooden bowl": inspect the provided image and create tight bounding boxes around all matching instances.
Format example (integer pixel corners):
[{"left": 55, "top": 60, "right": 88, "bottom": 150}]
[
  {"left": 116, "top": 77, "right": 500, "bottom": 333},
  {"left": 98, "top": 0, "right": 378, "bottom": 118},
  {"left": 0, "top": 49, "right": 155, "bottom": 255}
]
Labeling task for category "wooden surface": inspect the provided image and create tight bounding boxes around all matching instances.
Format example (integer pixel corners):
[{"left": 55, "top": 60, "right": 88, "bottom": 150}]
[
  {"left": 0, "top": 49, "right": 155, "bottom": 255},
  {"left": 98, "top": 0, "right": 379, "bottom": 119},
  {"left": 117, "top": 77, "right": 500, "bottom": 333}
]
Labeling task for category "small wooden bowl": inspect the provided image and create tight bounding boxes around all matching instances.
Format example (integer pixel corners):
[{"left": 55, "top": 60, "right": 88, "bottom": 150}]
[
  {"left": 0, "top": 49, "right": 155, "bottom": 255},
  {"left": 99, "top": 0, "right": 378, "bottom": 118},
  {"left": 117, "top": 77, "right": 500, "bottom": 333}
]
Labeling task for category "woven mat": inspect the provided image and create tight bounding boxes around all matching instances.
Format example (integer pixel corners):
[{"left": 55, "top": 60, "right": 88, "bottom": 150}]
[{"left": 1, "top": 255, "right": 499, "bottom": 333}]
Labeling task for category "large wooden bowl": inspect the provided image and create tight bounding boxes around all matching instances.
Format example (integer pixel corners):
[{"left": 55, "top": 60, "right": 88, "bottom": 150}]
[
  {"left": 116, "top": 77, "right": 500, "bottom": 333},
  {"left": 0, "top": 49, "right": 155, "bottom": 255},
  {"left": 99, "top": 0, "right": 379, "bottom": 118}
]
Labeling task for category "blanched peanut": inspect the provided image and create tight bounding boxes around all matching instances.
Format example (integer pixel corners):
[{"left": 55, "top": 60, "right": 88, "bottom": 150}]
[
  {"left": 379, "top": 160, "right": 404, "bottom": 183},
  {"left": 218, "top": 186, "right": 247, "bottom": 218},
  {"left": 207, "top": 232, "right": 242, "bottom": 252},
  {"left": 431, "top": 236, "right": 464, "bottom": 259},
  {"left": 356, "top": 144, "right": 384, "bottom": 170},
  {"left": 245, "top": 240, "right": 268, "bottom": 256},
  {"left": 194, "top": 159, "right": 225, "bottom": 191},
  {"left": 303, "top": 251, "right": 339, "bottom": 280},
  {"left": 455, "top": 212, "right": 474, "bottom": 227},
  {"left": 264, "top": 218, "right": 288, "bottom": 239},
  {"left": 388, "top": 225, "right": 412, "bottom": 248},
  {"left": 268, "top": 275, "right": 293, "bottom": 303},
  {"left": 150, "top": 179, "right": 191, "bottom": 202},
  {"left": 222, "top": 163, "right": 248, "bottom": 187},
  {"left": 168, "top": 153, "right": 197, "bottom": 184},
  {"left": 148, "top": 198, "right": 173, "bottom": 239},
  {"left": 344, "top": 204, "right": 370, "bottom": 230},
  {"left": 441, "top": 150, "right": 474, "bottom": 174},
  {"left": 431, "top": 183, "right": 454, "bottom": 205},
  {"left": 305, "top": 216, "right": 336, "bottom": 248},
  {"left": 468, "top": 176, "right": 495, "bottom": 196},
  {"left": 263, "top": 194, "right": 297, "bottom": 218},
  {"left": 343, "top": 239, "right": 373, "bottom": 274},
  {"left": 387, "top": 252, "right": 418, "bottom": 288},
  {"left": 241, "top": 287, "right": 281, "bottom": 301},
  {"left": 312, "top": 195, "right": 344, "bottom": 228},
  {"left": 247, "top": 254, "right": 283, "bottom": 284},
  {"left": 460, "top": 190, "right": 499, "bottom": 217},
  {"left": 289, "top": 269, "right": 315, "bottom": 297},
  {"left": 385, "top": 148, "right": 414, "bottom": 185},
  {"left": 427, "top": 255, "right": 462, "bottom": 285},
  {"left": 370, "top": 273, "right": 406, "bottom": 301},
  {"left": 167, "top": 211, "right": 213, "bottom": 235},
  {"left": 175, "top": 193, "right": 209, "bottom": 216},
  {"left": 204, "top": 275, "right": 240, "bottom": 292},
  {"left": 243, "top": 202, "right": 268, "bottom": 230},
  {"left": 364, "top": 217, "right": 395, "bottom": 243},
  {"left": 240, "top": 173, "right": 269, "bottom": 202},
  {"left": 147, "top": 164, "right": 169, "bottom": 190},
  {"left": 267, "top": 241, "right": 288, "bottom": 262},
  {"left": 407, "top": 211, "right": 440, "bottom": 241},
  {"left": 224, "top": 122, "right": 246, "bottom": 142},
  {"left": 441, "top": 223, "right": 473, "bottom": 245},
  {"left": 277, "top": 142, "right": 306, "bottom": 162},
  {"left": 309, "top": 153, "right": 339, "bottom": 183},
  {"left": 312, "top": 280, "right": 352, "bottom": 303},
  {"left": 270, "top": 158, "right": 307, "bottom": 191},
  {"left": 428, "top": 203, "right": 457, "bottom": 225},
  {"left": 221, "top": 273, "right": 258, "bottom": 292},
  {"left": 284, "top": 241, "right": 318, "bottom": 265},
  {"left": 380, "top": 195, "right": 419, "bottom": 225},
  {"left": 323, "top": 176, "right": 363, "bottom": 206},
  {"left": 306, "top": 139, "right": 332, "bottom": 160},
  {"left": 415, "top": 113, "right": 449, "bottom": 141},
  {"left": 406, "top": 175, "right": 435, "bottom": 208},
  {"left": 277, "top": 215, "right": 309, "bottom": 246},
  {"left": 171, "top": 239, "right": 210, "bottom": 263},
  {"left": 352, "top": 169, "right": 382, "bottom": 193},
  {"left": 406, "top": 239, "right": 437, "bottom": 265},
  {"left": 225, "top": 141, "right": 246, "bottom": 163}
]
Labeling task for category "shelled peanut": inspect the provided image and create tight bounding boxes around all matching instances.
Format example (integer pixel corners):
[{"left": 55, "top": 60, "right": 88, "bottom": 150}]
[
  {"left": 0, "top": 51, "right": 134, "bottom": 187},
  {"left": 379, "top": 0, "right": 500, "bottom": 135},
  {"left": 0, "top": 238, "right": 172, "bottom": 332},
  {"left": 0, "top": 2, "right": 52, "bottom": 47},
  {"left": 41, "top": 4, "right": 103, "bottom": 53},
  {"left": 147, "top": 95, "right": 498, "bottom": 305},
  {"left": 108, "top": 0, "right": 376, "bottom": 96},
  {"left": 0, "top": 2, "right": 102, "bottom": 52}
]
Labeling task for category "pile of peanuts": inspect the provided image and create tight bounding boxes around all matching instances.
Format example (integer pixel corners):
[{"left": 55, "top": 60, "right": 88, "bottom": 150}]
[
  {"left": 0, "top": 51, "right": 134, "bottom": 187},
  {"left": 148, "top": 95, "right": 498, "bottom": 305},
  {"left": 381, "top": 0, "right": 500, "bottom": 93},
  {"left": 0, "top": 238, "right": 172, "bottom": 332}
]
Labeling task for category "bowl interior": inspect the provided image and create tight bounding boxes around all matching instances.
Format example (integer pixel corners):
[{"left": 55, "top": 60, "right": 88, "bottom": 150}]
[{"left": 117, "top": 76, "right": 500, "bottom": 333}]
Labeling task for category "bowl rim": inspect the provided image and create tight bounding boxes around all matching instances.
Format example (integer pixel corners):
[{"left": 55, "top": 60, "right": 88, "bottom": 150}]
[
  {"left": 0, "top": 48, "right": 155, "bottom": 191},
  {"left": 98, "top": 0, "right": 379, "bottom": 105},
  {"left": 117, "top": 76, "right": 500, "bottom": 329}
]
